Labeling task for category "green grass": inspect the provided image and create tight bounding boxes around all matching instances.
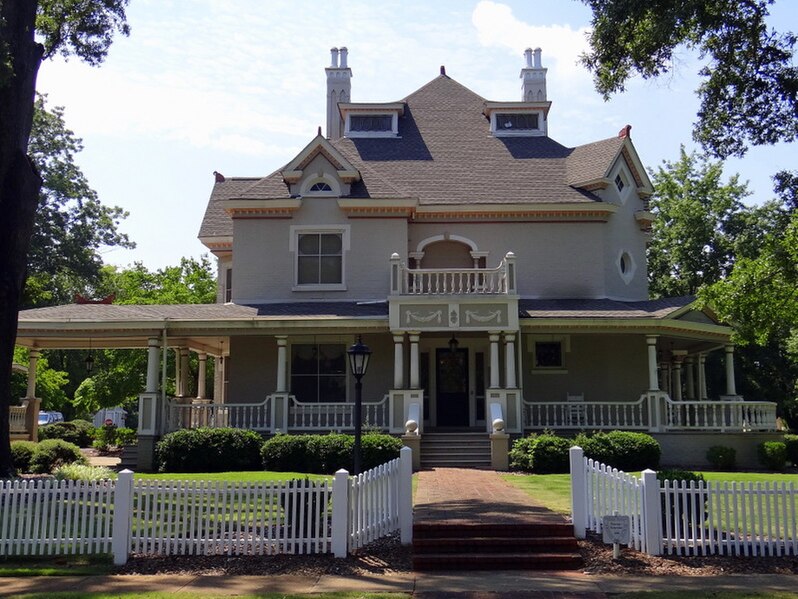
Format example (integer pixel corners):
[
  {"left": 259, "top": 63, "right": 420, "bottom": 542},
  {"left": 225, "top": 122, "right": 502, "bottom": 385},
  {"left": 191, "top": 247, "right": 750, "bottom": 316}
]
[
  {"left": 135, "top": 471, "right": 330, "bottom": 482},
  {"left": 0, "top": 556, "right": 112, "bottom": 577},
  {"left": 11, "top": 593, "right": 408, "bottom": 599},
  {"left": 501, "top": 473, "right": 572, "bottom": 514}
]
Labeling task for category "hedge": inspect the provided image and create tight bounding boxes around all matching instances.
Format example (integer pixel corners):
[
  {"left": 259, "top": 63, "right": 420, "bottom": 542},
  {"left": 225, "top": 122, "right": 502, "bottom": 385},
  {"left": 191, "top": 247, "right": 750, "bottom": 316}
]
[
  {"left": 261, "top": 433, "right": 403, "bottom": 474},
  {"left": 758, "top": 441, "right": 788, "bottom": 471},
  {"left": 10, "top": 440, "right": 37, "bottom": 474},
  {"left": 156, "top": 428, "right": 263, "bottom": 473},
  {"left": 29, "top": 439, "right": 87, "bottom": 474},
  {"left": 784, "top": 434, "right": 798, "bottom": 467},
  {"left": 38, "top": 420, "right": 96, "bottom": 447},
  {"left": 509, "top": 434, "right": 571, "bottom": 473}
]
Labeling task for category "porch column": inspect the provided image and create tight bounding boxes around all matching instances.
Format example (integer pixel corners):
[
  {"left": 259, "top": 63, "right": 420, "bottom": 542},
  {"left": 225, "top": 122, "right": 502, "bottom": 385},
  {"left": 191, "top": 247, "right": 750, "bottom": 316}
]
[
  {"left": 671, "top": 351, "right": 686, "bottom": 401},
  {"left": 26, "top": 349, "right": 40, "bottom": 398},
  {"left": 196, "top": 353, "right": 207, "bottom": 399},
  {"left": 178, "top": 347, "right": 190, "bottom": 397},
  {"left": 504, "top": 332, "right": 517, "bottom": 388},
  {"left": 489, "top": 332, "right": 501, "bottom": 388},
  {"left": 393, "top": 333, "right": 405, "bottom": 389},
  {"left": 276, "top": 336, "right": 288, "bottom": 393},
  {"left": 174, "top": 348, "right": 183, "bottom": 397},
  {"left": 725, "top": 345, "right": 737, "bottom": 396},
  {"left": 145, "top": 338, "right": 160, "bottom": 394},
  {"left": 685, "top": 357, "right": 695, "bottom": 400},
  {"left": 409, "top": 332, "right": 420, "bottom": 389},
  {"left": 698, "top": 353, "right": 708, "bottom": 400},
  {"left": 645, "top": 336, "right": 659, "bottom": 391}
]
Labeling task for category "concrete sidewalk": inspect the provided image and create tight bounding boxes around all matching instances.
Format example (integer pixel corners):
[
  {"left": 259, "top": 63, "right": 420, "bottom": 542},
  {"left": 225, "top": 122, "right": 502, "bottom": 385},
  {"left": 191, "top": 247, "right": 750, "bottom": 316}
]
[{"left": 2, "top": 572, "right": 798, "bottom": 597}]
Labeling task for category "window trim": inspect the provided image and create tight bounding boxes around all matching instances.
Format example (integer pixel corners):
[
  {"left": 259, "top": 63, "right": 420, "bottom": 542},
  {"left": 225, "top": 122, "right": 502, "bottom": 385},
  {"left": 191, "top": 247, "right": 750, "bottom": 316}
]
[
  {"left": 528, "top": 335, "right": 570, "bottom": 374},
  {"left": 290, "top": 225, "right": 350, "bottom": 291},
  {"left": 300, "top": 176, "right": 340, "bottom": 196},
  {"left": 618, "top": 250, "right": 636, "bottom": 284},
  {"left": 490, "top": 110, "right": 544, "bottom": 137},
  {"left": 610, "top": 164, "right": 633, "bottom": 204},
  {"left": 288, "top": 339, "right": 349, "bottom": 403},
  {"left": 344, "top": 112, "right": 399, "bottom": 138}
]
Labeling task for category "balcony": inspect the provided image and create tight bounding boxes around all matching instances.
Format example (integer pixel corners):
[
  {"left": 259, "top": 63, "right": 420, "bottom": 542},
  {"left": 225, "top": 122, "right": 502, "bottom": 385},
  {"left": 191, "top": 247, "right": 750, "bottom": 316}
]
[{"left": 390, "top": 252, "right": 516, "bottom": 296}]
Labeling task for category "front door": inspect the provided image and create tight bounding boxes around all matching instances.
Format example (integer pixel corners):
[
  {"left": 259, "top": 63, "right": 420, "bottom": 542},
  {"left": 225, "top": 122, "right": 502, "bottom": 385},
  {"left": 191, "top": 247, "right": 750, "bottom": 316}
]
[{"left": 435, "top": 348, "right": 469, "bottom": 426}]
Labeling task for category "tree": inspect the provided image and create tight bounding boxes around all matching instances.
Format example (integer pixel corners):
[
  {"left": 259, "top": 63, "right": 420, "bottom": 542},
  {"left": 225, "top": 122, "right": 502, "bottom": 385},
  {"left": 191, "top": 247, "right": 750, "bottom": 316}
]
[
  {"left": 25, "top": 94, "right": 134, "bottom": 307},
  {"left": 0, "top": 0, "right": 129, "bottom": 477},
  {"left": 580, "top": 0, "right": 798, "bottom": 159},
  {"left": 648, "top": 148, "right": 765, "bottom": 297}
]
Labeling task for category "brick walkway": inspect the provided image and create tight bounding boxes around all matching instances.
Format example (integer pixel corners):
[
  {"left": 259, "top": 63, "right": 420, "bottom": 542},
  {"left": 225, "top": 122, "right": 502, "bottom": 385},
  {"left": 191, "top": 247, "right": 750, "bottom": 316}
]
[{"left": 414, "top": 468, "right": 567, "bottom": 525}]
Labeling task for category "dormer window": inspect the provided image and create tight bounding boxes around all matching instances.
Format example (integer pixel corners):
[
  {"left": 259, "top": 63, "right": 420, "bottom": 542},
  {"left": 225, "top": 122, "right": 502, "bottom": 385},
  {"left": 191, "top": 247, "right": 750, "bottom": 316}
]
[
  {"left": 484, "top": 101, "right": 550, "bottom": 137},
  {"left": 309, "top": 182, "right": 333, "bottom": 192},
  {"left": 339, "top": 102, "right": 404, "bottom": 139},
  {"left": 350, "top": 115, "right": 392, "bottom": 132},
  {"left": 496, "top": 113, "right": 539, "bottom": 131}
]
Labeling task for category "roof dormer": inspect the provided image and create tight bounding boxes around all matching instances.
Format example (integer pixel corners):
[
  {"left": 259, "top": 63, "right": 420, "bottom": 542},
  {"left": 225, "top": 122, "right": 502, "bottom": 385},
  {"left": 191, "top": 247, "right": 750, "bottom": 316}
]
[
  {"left": 281, "top": 133, "right": 361, "bottom": 197},
  {"left": 483, "top": 101, "right": 551, "bottom": 137},
  {"left": 339, "top": 102, "right": 405, "bottom": 138}
]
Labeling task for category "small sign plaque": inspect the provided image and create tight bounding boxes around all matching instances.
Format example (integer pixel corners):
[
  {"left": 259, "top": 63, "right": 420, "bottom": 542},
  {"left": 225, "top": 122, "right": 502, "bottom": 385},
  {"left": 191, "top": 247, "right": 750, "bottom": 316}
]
[{"left": 602, "top": 515, "right": 631, "bottom": 545}]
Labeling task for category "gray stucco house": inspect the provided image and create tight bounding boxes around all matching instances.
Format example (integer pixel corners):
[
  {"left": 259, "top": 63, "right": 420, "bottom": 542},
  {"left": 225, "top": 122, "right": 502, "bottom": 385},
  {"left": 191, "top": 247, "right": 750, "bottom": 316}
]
[{"left": 15, "top": 48, "right": 779, "bottom": 469}]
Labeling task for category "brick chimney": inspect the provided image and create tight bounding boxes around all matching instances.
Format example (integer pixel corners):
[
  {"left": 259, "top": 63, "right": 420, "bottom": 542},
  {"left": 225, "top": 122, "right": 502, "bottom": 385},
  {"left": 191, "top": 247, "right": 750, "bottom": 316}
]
[{"left": 325, "top": 47, "right": 352, "bottom": 140}]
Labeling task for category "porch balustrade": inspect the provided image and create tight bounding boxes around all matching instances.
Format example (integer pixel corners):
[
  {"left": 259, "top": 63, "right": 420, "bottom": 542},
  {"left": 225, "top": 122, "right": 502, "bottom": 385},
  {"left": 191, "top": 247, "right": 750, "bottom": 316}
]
[
  {"left": 523, "top": 396, "right": 648, "bottom": 430},
  {"left": 164, "top": 396, "right": 272, "bottom": 433},
  {"left": 9, "top": 404, "right": 27, "bottom": 433},
  {"left": 289, "top": 395, "right": 389, "bottom": 430},
  {"left": 391, "top": 254, "right": 515, "bottom": 296},
  {"left": 662, "top": 396, "right": 777, "bottom": 432}
]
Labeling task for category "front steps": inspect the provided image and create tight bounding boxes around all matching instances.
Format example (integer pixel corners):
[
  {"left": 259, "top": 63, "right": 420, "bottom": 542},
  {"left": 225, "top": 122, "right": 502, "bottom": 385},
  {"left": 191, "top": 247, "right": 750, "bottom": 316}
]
[
  {"left": 420, "top": 432, "right": 491, "bottom": 469},
  {"left": 412, "top": 521, "right": 582, "bottom": 571}
]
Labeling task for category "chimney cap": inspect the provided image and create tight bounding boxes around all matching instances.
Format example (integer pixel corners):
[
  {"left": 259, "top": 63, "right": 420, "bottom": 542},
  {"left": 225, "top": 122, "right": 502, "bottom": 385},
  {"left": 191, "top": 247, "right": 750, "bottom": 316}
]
[{"left": 440, "top": 65, "right": 446, "bottom": 76}]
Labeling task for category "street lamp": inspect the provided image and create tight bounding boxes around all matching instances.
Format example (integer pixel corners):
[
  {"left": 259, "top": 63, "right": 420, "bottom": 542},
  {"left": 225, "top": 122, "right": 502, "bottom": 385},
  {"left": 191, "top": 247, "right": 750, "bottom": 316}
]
[{"left": 347, "top": 334, "right": 372, "bottom": 475}]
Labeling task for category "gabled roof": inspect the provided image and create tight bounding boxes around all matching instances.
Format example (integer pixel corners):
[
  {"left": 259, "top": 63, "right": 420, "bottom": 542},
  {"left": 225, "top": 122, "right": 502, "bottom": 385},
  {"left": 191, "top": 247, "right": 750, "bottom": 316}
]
[{"left": 199, "top": 73, "right": 648, "bottom": 240}]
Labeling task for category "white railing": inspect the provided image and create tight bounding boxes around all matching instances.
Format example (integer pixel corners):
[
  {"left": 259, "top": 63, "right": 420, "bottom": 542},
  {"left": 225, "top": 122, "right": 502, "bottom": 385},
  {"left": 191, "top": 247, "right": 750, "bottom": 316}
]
[
  {"left": 663, "top": 397, "right": 777, "bottom": 432},
  {"left": 0, "top": 478, "right": 114, "bottom": 556},
  {"left": 523, "top": 396, "right": 648, "bottom": 430},
  {"left": 661, "top": 479, "right": 798, "bottom": 557},
  {"left": 165, "top": 396, "right": 272, "bottom": 433},
  {"left": 131, "top": 477, "right": 332, "bottom": 556},
  {"left": 9, "top": 404, "right": 27, "bottom": 433},
  {"left": 348, "top": 454, "right": 405, "bottom": 551},
  {"left": 391, "top": 252, "right": 516, "bottom": 296},
  {"left": 289, "top": 396, "right": 389, "bottom": 430}
]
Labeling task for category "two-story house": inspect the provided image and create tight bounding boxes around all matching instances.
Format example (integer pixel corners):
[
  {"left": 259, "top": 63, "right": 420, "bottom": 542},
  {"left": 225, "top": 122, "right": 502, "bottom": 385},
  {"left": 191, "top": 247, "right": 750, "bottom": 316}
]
[{"left": 15, "top": 48, "right": 779, "bottom": 470}]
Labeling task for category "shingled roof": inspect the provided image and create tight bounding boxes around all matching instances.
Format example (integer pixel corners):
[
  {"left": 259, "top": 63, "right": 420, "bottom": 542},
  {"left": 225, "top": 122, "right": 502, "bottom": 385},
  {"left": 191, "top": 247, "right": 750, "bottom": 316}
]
[{"left": 199, "top": 74, "right": 634, "bottom": 240}]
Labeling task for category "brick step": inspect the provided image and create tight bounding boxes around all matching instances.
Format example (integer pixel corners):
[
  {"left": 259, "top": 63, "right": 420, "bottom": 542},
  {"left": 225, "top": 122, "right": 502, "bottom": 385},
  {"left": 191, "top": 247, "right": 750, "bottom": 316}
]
[
  {"left": 420, "top": 449, "right": 491, "bottom": 458},
  {"left": 420, "top": 460, "right": 492, "bottom": 468},
  {"left": 412, "top": 551, "right": 583, "bottom": 571},
  {"left": 413, "top": 536, "right": 579, "bottom": 554},
  {"left": 119, "top": 445, "right": 138, "bottom": 470},
  {"left": 413, "top": 522, "right": 574, "bottom": 539}
]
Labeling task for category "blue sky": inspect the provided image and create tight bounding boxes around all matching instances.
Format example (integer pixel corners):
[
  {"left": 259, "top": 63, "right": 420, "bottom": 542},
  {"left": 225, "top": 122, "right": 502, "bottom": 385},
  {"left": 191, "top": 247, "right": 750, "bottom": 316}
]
[{"left": 35, "top": 0, "right": 798, "bottom": 270}]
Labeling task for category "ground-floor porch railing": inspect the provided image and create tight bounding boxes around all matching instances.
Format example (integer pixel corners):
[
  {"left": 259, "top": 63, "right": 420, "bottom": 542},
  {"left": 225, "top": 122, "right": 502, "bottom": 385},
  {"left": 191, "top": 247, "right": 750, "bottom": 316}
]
[
  {"left": 9, "top": 405, "right": 27, "bottom": 433},
  {"left": 523, "top": 392, "right": 777, "bottom": 433},
  {"left": 289, "top": 395, "right": 389, "bottom": 431},
  {"left": 164, "top": 396, "right": 273, "bottom": 433}
]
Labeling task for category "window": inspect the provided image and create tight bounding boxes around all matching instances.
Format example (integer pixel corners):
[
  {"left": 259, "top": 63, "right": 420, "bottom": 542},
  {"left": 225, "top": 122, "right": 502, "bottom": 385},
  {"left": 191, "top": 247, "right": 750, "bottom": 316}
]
[
  {"left": 535, "top": 341, "right": 563, "bottom": 368},
  {"left": 297, "top": 233, "right": 342, "bottom": 285},
  {"left": 619, "top": 251, "right": 635, "bottom": 283},
  {"left": 309, "top": 182, "right": 332, "bottom": 192},
  {"left": 496, "top": 113, "right": 539, "bottom": 131},
  {"left": 349, "top": 114, "right": 392, "bottom": 132},
  {"left": 290, "top": 343, "right": 346, "bottom": 403},
  {"left": 224, "top": 268, "right": 232, "bottom": 303},
  {"left": 615, "top": 173, "right": 625, "bottom": 192}
]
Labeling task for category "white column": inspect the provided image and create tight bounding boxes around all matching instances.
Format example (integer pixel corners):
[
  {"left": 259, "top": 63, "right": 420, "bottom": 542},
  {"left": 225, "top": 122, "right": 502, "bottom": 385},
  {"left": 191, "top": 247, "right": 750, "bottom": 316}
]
[
  {"left": 671, "top": 353, "right": 684, "bottom": 401},
  {"left": 685, "top": 357, "right": 695, "bottom": 400},
  {"left": 393, "top": 333, "right": 405, "bottom": 389},
  {"left": 276, "top": 336, "right": 288, "bottom": 393},
  {"left": 179, "top": 347, "right": 190, "bottom": 397},
  {"left": 26, "top": 349, "right": 41, "bottom": 398},
  {"left": 196, "top": 353, "right": 207, "bottom": 399},
  {"left": 645, "top": 336, "right": 659, "bottom": 391},
  {"left": 725, "top": 345, "right": 737, "bottom": 396},
  {"left": 174, "top": 348, "right": 182, "bottom": 397},
  {"left": 504, "top": 332, "right": 517, "bottom": 388},
  {"left": 145, "top": 338, "right": 160, "bottom": 394},
  {"left": 409, "top": 332, "right": 420, "bottom": 389},
  {"left": 489, "top": 332, "right": 501, "bottom": 388},
  {"left": 698, "top": 353, "right": 708, "bottom": 400}
]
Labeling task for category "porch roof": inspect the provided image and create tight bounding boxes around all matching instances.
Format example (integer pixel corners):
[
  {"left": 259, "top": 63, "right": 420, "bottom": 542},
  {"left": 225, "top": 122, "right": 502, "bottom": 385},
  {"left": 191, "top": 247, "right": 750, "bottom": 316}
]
[{"left": 518, "top": 296, "right": 694, "bottom": 319}]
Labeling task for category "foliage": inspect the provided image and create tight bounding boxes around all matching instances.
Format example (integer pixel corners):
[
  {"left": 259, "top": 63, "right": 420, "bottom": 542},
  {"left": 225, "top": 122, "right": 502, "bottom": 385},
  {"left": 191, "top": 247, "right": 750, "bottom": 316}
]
[
  {"left": 99, "top": 257, "right": 218, "bottom": 305},
  {"left": 24, "top": 94, "right": 134, "bottom": 308},
  {"left": 156, "top": 428, "right": 263, "bottom": 473},
  {"left": 53, "top": 463, "right": 116, "bottom": 481},
  {"left": 37, "top": 419, "right": 95, "bottom": 447},
  {"left": 11, "top": 346, "right": 69, "bottom": 412},
  {"left": 785, "top": 434, "right": 798, "bottom": 466},
  {"left": 10, "top": 441, "right": 37, "bottom": 474},
  {"left": 706, "top": 445, "right": 737, "bottom": 470},
  {"left": 28, "top": 439, "right": 87, "bottom": 474},
  {"left": 260, "top": 433, "right": 402, "bottom": 474},
  {"left": 656, "top": 469, "right": 706, "bottom": 485},
  {"left": 758, "top": 441, "right": 788, "bottom": 471},
  {"left": 92, "top": 424, "right": 116, "bottom": 452},
  {"left": 509, "top": 435, "right": 537, "bottom": 471},
  {"left": 580, "top": 0, "right": 798, "bottom": 159},
  {"left": 575, "top": 431, "right": 661, "bottom": 471},
  {"left": 115, "top": 427, "right": 136, "bottom": 446},
  {"left": 509, "top": 434, "right": 571, "bottom": 474}
]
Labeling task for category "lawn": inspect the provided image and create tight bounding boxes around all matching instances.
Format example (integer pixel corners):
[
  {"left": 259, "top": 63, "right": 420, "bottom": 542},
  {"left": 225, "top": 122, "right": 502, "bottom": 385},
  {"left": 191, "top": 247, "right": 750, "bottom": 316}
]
[
  {"left": 135, "top": 471, "right": 330, "bottom": 482},
  {"left": 11, "top": 593, "right": 408, "bottom": 599}
]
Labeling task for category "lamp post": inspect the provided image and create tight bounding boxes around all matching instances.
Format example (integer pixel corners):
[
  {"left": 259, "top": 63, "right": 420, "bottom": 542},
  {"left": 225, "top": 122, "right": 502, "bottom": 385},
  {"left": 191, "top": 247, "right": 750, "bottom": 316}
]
[{"left": 347, "top": 334, "right": 372, "bottom": 475}]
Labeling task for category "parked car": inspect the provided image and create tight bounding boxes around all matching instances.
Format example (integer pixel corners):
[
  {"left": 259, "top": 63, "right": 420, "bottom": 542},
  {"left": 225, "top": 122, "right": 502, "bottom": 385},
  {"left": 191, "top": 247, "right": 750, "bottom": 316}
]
[{"left": 38, "top": 411, "right": 65, "bottom": 426}]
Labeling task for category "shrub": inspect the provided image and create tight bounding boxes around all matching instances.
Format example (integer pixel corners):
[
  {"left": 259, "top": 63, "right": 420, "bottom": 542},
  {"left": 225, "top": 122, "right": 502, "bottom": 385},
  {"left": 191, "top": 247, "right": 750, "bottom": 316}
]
[
  {"left": 93, "top": 424, "right": 118, "bottom": 453},
  {"left": 706, "top": 445, "right": 737, "bottom": 470},
  {"left": 29, "top": 439, "right": 87, "bottom": 474},
  {"left": 116, "top": 428, "right": 137, "bottom": 446},
  {"left": 657, "top": 469, "right": 705, "bottom": 485},
  {"left": 53, "top": 463, "right": 117, "bottom": 481},
  {"left": 784, "top": 434, "right": 798, "bottom": 467},
  {"left": 156, "top": 428, "right": 263, "bottom": 473},
  {"left": 576, "top": 431, "right": 661, "bottom": 471},
  {"left": 10, "top": 440, "right": 37, "bottom": 474},
  {"left": 509, "top": 434, "right": 571, "bottom": 473},
  {"left": 657, "top": 469, "right": 707, "bottom": 535},
  {"left": 261, "top": 433, "right": 403, "bottom": 474},
  {"left": 758, "top": 441, "right": 788, "bottom": 471},
  {"left": 38, "top": 420, "right": 95, "bottom": 447}
]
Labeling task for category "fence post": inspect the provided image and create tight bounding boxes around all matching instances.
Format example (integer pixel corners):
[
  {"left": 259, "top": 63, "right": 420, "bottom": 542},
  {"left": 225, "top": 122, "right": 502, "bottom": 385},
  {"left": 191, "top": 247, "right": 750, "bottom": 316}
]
[
  {"left": 112, "top": 469, "right": 134, "bottom": 565},
  {"left": 641, "top": 469, "right": 661, "bottom": 556},
  {"left": 569, "top": 446, "right": 587, "bottom": 539},
  {"left": 399, "top": 446, "right": 413, "bottom": 544},
  {"left": 331, "top": 468, "right": 349, "bottom": 558}
]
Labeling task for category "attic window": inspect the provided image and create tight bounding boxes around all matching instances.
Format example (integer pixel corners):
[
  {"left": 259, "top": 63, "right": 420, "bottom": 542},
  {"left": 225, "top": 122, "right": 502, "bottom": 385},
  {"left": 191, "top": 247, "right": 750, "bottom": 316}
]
[
  {"left": 309, "top": 182, "right": 332, "bottom": 192},
  {"left": 350, "top": 115, "right": 392, "bottom": 132},
  {"left": 490, "top": 111, "right": 543, "bottom": 137},
  {"left": 615, "top": 173, "right": 625, "bottom": 192}
]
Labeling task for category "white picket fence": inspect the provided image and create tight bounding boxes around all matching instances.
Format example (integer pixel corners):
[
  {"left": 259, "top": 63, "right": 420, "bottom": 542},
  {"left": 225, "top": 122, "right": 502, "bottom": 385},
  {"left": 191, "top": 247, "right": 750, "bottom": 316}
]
[
  {"left": 0, "top": 447, "right": 413, "bottom": 564},
  {"left": 570, "top": 446, "right": 798, "bottom": 557}
]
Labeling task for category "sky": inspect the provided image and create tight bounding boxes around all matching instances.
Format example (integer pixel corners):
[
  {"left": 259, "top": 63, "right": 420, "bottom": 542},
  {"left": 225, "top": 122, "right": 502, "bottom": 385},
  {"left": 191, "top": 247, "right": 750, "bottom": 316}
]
[{"left": 35, "top": 0, "right": 798, "bottom": 270}]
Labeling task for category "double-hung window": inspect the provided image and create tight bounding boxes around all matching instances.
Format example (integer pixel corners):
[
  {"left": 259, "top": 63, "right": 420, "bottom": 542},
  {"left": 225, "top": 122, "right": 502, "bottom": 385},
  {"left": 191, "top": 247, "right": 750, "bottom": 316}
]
[
  {"left": 290, "top": 343, "right": 346, "bottom": 403},
  {"left": 291, "top": 226, "right": 349, "bottom": 290}
]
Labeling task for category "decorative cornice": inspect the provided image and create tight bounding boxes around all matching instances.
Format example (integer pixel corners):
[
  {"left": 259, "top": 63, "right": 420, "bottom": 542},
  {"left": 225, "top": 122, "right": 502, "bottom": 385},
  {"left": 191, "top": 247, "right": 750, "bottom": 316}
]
[
  {"left": 337, "top": 198, "right": 418, "bottom": 217},
  {"left": 412, "top": 202, "right": 617, "bottom": 222},
  {"left": 223, "top": 199, "right": 302, "bottom": 218}
]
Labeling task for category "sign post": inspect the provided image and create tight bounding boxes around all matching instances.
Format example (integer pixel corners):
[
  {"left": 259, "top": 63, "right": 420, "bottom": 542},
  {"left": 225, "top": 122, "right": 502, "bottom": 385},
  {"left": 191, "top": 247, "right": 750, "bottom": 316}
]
[{"left": 602, "top": 512, "right": 630, "bottom": 559}]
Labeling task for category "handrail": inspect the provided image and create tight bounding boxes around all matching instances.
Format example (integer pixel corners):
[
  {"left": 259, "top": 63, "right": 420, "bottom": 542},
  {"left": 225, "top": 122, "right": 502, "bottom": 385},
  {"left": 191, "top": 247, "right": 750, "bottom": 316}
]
[
  {"left": 662, "top": 396, "right": 777, "bottom": 432},
  {"left": 9, "top": 404, "right": 27, "bottom": 433},
  {"left": 390, "top": 252, "right": 517, "bottom": 295},
  {"left": 289, "top": 395, "right": 390, "bottom": 430},
  {"left": 165, "top": 396, "right": 272, "bottom": 432},
  {"left": 523, "top": 396, "right": 648, "bottom": 430}
]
